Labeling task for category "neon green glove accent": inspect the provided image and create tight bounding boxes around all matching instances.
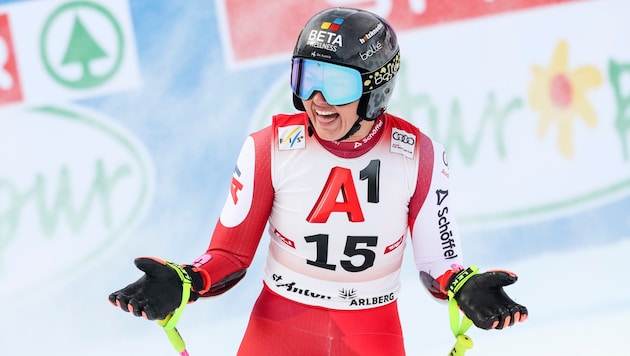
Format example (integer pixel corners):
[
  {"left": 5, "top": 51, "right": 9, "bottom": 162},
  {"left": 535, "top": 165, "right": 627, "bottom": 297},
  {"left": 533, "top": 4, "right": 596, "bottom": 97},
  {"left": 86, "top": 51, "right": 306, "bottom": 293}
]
[
  {"left": 446, "top": 265, "right": 479, "bottom": 356},
  {"left": 157, "top": 261, "right": 192, "bottom": 354}
]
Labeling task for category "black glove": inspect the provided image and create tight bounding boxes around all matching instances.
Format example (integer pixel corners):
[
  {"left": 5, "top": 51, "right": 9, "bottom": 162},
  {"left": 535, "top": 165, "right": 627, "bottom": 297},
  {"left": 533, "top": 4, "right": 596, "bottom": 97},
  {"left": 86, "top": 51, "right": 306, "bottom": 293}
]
[
  {"left": 108, "top": 257, "right": 208, "bottom": 320},
  {"left": 442, "top": 266, "right": 528, "bottom": 330}
]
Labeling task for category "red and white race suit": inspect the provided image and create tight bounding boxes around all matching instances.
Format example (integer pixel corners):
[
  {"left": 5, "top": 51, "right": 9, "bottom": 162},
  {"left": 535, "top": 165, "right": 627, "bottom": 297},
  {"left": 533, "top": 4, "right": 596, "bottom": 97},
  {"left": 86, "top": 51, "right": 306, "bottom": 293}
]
[{"left": 193, "top": 112, "right": 463, "bottom": 355}]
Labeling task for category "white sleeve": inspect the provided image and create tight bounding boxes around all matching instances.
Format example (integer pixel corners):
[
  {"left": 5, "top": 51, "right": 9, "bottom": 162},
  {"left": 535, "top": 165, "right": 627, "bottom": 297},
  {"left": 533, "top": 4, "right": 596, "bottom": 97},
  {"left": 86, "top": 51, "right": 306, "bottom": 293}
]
[{"left": 410, "top": 141, "right": 464, "bottom": 280}]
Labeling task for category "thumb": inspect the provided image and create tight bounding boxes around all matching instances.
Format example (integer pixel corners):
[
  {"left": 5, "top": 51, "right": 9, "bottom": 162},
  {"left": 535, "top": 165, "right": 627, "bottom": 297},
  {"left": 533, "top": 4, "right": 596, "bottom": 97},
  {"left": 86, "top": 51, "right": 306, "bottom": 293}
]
[
  {"left": 480, "top": 270, "right": 518, "bottom": 288},
  {"left": 134, "top": 257, "right": 169, "bottom": 276}
]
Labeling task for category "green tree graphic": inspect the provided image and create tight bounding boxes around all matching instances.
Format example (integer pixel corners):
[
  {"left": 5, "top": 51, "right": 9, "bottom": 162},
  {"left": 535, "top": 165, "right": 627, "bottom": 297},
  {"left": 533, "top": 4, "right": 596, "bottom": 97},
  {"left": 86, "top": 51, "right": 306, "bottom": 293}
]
[
  {"left": 61, "top": 15, "right": 108, "bottom": 86},
  {"left": 40, "top": 1, "right": 124, "bottom": 89}
]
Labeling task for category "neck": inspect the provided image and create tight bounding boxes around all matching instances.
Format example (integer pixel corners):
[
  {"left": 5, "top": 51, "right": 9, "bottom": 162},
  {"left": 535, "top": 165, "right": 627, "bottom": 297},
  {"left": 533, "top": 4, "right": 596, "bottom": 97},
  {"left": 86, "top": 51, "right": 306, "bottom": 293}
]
[{"left": 338, "top": 117, "right": 377, "bottom": 142}]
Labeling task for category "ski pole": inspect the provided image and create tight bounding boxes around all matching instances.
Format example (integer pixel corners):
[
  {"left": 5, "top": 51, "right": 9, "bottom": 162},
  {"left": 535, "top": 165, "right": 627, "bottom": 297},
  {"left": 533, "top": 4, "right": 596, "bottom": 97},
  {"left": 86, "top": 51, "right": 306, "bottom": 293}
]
[
  {"left": 158, "top": 314, "right": 189, "bottom": 356},
  {"left": 448, "top": 334, "right": 473, "bottom": 356},
  {"left": 446, "top": 265, "right": 479, "bottom": 356},
  {"left": 157, "top": 260, "right": 193, "bottom": 355}
]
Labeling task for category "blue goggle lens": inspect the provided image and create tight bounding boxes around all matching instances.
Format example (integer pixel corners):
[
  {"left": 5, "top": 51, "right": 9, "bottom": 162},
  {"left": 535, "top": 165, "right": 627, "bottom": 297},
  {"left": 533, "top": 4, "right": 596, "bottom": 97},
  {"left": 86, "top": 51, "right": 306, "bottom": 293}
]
[{"left": 291, "top": 58, "right": 363, "bottom": 106}]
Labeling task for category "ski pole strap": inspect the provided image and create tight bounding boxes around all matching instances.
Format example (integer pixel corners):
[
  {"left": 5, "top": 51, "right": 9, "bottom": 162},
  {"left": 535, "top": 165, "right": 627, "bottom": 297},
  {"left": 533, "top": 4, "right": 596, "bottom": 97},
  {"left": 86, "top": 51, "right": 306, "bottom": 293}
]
[
  {"left": 157, "top": 261, "right": 192, "bottom": 355},
  {"left": 447, "top": 265, "right": 479, "bottom": 337},
  {"left": 161, "top": 260, "right": 192, "bottom": 329}
]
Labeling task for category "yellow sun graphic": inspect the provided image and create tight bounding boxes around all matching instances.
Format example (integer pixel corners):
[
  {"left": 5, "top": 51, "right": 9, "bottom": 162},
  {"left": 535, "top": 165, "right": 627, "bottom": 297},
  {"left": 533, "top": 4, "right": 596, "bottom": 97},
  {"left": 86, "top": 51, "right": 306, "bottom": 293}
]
[{"left": 528, "top": 40, "right": 603, "bottom": 157}]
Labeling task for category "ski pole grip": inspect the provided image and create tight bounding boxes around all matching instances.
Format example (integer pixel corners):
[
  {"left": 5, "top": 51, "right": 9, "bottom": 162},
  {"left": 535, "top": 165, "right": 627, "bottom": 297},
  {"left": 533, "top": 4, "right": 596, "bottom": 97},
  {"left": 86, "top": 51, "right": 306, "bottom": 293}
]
[{"left": 448, "top": 334, "right": 473, "bottom": 356}]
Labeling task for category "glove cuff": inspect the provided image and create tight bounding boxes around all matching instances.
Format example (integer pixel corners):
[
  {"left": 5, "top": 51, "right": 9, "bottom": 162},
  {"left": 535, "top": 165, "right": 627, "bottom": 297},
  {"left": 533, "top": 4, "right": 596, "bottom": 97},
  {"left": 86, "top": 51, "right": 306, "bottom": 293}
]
[
  {"left": 439, "top": 264, "right": 479, "bottom": 297},
  {"left": 183, "top": 265, "right": 211, "bottom": 295}
]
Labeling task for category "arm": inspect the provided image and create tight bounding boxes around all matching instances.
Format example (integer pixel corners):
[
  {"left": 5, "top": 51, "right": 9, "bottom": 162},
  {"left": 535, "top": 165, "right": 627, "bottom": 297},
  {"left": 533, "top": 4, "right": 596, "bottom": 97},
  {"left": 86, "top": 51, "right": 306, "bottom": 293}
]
[
  {"left": 193, "top": 127, "right": 275, "bottom": 296},
  {"left": 408, "top": 135, "right": 527, "bottom": 330},
  {"left": 108, "top": 127, "right": 274, "bottom": 319},
  {"left": 408, "top": 134, "right": 464, "bottom": 300}
]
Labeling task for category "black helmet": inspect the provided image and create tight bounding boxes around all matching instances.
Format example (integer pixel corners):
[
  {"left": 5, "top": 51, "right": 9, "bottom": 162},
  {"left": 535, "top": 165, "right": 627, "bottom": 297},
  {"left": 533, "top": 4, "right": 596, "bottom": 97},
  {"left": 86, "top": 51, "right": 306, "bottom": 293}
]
[{"left": 291, "top": 7, "right": 400, "bottom": 121}]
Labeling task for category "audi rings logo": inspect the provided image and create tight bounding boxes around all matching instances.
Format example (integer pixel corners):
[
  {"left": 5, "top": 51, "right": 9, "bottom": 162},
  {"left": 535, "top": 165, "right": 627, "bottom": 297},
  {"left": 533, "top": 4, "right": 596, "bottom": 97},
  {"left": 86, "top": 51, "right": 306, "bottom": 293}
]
[
  {"left": 390, "top": 127, "right": 416, "bottom": 159},
  {"left": 392, "top": 131, "right": 415, "bottom": 145}
]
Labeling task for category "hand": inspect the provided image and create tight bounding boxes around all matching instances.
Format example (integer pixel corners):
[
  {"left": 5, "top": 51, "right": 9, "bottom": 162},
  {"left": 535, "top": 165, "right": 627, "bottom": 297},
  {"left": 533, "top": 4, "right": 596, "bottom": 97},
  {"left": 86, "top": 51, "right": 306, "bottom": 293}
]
[
  {"left": 108, "top": 257, "right": 207, "bottom": 320},
  {"left": 444, "top": 267, "right": 528, "bottom": 330}
]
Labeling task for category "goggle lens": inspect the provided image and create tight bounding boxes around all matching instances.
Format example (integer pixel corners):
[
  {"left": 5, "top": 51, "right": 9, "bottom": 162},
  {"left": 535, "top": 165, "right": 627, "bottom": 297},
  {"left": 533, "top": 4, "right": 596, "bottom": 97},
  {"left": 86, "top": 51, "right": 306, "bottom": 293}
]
[{"left": 291, "top": 58, "right": 363, "bottom": 106}]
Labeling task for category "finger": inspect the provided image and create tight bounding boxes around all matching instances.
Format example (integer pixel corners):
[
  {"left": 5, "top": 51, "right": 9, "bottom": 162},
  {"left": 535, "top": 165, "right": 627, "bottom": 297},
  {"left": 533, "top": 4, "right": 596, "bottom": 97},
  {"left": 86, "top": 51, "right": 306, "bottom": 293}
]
[
  {"left": 485, "top": 270, "right": 518, "bottom": 287},
  {"left": 493, "top": 306, "right": 510, "bottom": 330},
  {"left": 108, "top": 293, "right": 118, "bottom": 306},
  {"left": 115, "top": 295, "right": 131, "bottom": 312},
  {"left": 516, "top": 305, "right": 529, "bottom": 322},
  {"left": 143, "top": 305, "right": 161, "bottom": 321},
  {"left": 128, "top": 298, "right": 144, "bottom": 317},
  {"left": 134, "top": 256, "right": 166, "bottom": 273}
]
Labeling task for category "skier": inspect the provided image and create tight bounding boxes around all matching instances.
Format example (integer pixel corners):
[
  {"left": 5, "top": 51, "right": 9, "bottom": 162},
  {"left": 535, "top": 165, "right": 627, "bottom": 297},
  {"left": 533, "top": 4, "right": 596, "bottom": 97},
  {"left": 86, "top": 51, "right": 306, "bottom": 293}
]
[{"left": 109, "top": 7, "right": 528, "bottom": 355}]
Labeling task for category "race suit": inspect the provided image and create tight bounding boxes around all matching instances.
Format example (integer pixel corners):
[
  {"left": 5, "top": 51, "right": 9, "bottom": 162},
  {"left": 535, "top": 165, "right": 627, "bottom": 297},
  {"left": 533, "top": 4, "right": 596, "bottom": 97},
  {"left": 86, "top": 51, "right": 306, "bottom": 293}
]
[{"left": 192, "top": 112, "right": 463, "bottom": 355}]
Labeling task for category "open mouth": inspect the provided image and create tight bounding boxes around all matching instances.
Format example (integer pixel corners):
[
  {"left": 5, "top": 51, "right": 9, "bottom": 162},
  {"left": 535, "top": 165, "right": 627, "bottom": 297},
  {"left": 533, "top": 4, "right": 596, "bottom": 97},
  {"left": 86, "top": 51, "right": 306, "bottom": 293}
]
[{"left": 315, "top": 109, "right": 339, "bottom": 122}]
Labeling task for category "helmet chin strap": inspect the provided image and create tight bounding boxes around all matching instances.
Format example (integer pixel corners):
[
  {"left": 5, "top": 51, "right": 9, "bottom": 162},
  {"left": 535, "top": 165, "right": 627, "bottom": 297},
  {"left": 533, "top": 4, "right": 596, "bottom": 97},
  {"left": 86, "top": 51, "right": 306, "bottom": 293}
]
[{"left": 336, "top": 116, "right": 363, "bottom": 141}]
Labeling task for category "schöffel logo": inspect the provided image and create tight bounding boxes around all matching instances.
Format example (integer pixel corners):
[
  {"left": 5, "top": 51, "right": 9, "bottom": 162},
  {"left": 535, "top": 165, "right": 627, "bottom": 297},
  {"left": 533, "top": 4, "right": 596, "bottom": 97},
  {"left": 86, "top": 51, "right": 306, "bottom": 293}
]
[{"left": 321, "top": 18, "right": 344, "bottom": 31}]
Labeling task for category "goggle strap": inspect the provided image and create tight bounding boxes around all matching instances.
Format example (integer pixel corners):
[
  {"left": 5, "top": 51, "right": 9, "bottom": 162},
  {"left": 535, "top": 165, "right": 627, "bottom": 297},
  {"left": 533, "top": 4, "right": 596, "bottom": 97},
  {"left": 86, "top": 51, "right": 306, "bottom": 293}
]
[{"left": 361, "top": 50, "right": 400, "bottom": 93}]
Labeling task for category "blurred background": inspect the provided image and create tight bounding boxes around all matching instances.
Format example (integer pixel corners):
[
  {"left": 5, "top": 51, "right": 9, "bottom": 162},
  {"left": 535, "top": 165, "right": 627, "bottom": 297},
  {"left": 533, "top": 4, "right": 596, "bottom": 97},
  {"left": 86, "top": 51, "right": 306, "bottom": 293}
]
[{"left": 0, "top": 0, "right": 627, "bottom": 354}]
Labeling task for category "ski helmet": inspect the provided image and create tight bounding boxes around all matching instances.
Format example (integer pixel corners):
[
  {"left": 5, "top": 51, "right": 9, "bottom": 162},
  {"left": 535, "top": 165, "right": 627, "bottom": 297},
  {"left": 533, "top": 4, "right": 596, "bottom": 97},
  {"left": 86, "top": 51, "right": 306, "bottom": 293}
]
[{"left": 291, "top": 7, "right": 400, "bottom": 121}]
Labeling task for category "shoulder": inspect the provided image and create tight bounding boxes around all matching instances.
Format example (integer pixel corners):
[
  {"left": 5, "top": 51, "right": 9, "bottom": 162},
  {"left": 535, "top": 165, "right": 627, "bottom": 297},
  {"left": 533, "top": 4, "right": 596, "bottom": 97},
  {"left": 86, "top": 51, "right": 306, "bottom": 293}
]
[
  {"left": 383, "top": 113, "right": 436, "bottom": 154},
  {"left": 248, "top": 112, "right": 309, "bottom": 151},
  {"left": 384, "top": 113, "right": 420, "bottom": 133},
  {"left": 271, "top": 112, "right": 309, "bottom": 128}
]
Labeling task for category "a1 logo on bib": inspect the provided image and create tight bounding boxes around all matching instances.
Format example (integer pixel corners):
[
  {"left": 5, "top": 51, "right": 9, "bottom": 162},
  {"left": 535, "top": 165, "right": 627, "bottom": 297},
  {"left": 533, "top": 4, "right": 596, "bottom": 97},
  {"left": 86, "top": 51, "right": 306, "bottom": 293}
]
[{"left": 390, "top": 127, "right": 415, "bottom": 159}]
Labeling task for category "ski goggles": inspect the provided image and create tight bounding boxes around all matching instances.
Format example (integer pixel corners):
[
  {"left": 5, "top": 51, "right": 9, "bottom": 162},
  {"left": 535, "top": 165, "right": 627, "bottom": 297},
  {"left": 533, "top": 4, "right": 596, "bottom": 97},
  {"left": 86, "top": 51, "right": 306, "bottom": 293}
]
[{"left": 290, "top": 58, "right": 364, "bottom": 106}]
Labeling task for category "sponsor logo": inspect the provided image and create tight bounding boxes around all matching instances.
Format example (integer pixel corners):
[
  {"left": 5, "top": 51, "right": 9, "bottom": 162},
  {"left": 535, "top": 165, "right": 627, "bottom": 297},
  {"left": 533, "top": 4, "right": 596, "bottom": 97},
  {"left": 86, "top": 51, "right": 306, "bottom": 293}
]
[
  {"left": 230, "top": 164, "right": 243, "bottom": 204},
  {"left": 363, "top": 52, "right": 400, "bottom": 91},
  {"left": 436, "top": 189, "right": 458, "bottom": 260},
  {"left": 348, "top": 292, "right": 395, "bottom": 307},
  {"left": 339, "top": 288, "right": 357, "bottom": 299},
  {"left": 359, "top": 22, "right": 384, "bottom": 44},
  {"left": 352, "top": 117, "right": 384, "bottom": 149},
  {"left": 390, "top": 127, "right": 416, "bottom": 159},
  {"left": 40, "top": 1, "right": 125, "bottom": 89},
  {"left": 273, "top": 228, "right": 295, "bottom": 248},
  {"left": 359, "top": 41, "right": 382, "bottom": 61},
  {"left": 0, "top": 14, "right": 23, "bottom": 105},
  {"left": 192, "top": 253, "right": 212, "bottom": 267},
  {"left": 384, "top": 235, "right": 404, "bottom": 254},
  {"left": 278, "top": 125, "right": 305, "bottom": 150},
  {"left": 273, "top": 274, "right": 332, "bottom": 300},
  {"left": 321, "top": 18, "right": 344, "bottom": 32},
  {"left": 306, "top": 18, "right": 344, "bottom": 53}
]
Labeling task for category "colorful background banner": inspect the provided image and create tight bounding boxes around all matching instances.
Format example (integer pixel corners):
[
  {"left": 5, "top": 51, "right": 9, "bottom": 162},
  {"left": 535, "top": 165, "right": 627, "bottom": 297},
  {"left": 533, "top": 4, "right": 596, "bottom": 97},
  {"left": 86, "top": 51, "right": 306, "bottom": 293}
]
[{"left": 0, "top": 0, "right": 627, "bottom": 354}]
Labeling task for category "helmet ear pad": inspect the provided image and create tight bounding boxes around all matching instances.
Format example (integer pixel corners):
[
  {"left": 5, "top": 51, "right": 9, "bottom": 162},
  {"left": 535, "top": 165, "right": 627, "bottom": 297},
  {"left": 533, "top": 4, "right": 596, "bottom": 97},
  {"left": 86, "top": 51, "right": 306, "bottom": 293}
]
[
  {"left": 357, "top": 94, "right": 374, "bottom": 121},
  {"left": 360, "top": 76, "right": 397, "bottom": 120},
  {"left": 293, "top": 93, "right": 305, "bottom": 112}
]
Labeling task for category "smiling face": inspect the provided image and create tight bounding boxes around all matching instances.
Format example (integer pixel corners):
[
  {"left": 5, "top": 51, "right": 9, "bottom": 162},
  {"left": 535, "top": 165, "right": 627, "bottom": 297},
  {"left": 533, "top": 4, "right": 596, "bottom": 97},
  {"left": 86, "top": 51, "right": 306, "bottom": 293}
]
[{"left": 302, "top": 92, "right": 374, "bottom": 142}]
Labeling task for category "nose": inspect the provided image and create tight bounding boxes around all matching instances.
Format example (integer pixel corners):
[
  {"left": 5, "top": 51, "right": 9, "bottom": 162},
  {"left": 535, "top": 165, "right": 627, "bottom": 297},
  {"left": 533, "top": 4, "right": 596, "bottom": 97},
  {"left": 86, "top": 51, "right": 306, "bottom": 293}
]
[{"left": 311, "top": 91, "right": 330, "bottom": 105}]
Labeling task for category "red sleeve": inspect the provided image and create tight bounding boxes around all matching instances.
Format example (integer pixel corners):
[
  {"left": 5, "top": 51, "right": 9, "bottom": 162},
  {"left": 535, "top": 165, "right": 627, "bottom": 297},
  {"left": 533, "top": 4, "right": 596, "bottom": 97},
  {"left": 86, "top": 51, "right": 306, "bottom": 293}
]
[
  {"left": 407, "top": 131, "right": 434, "bottom": 233},
  {"left": 194, "top": 126, "right": 274, "bottom": 296}
]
